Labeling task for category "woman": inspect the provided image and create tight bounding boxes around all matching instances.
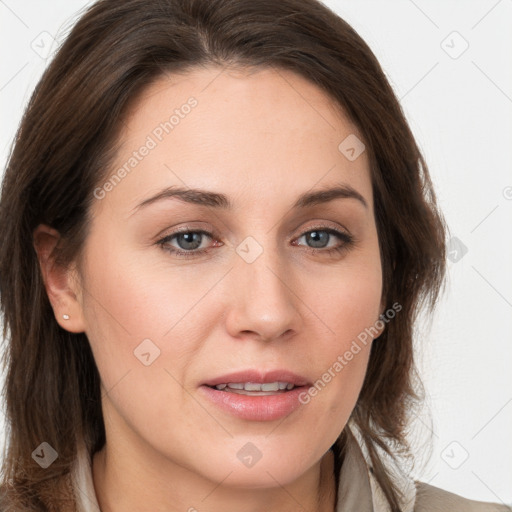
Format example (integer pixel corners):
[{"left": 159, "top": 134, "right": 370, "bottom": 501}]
[{"left": 0, "top": 0, "right": 509, "bottom": 510}]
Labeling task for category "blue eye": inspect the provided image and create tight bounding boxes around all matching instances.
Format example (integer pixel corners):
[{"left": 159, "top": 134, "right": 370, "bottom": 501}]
[
  {"left": 158, "top": 230, "right": 214, "bottom": 258},
  {"left": 157, "top": 227, "right": 354, "bottom": 259},
  {"left": 298, "top": 230, "right": 337, "bottom": 249},
  {"left": 294, "top": 228, "right": 354, "bottom": 255},
  {"left": 172, "top": 231, "right": 206, "bottom": 251}
]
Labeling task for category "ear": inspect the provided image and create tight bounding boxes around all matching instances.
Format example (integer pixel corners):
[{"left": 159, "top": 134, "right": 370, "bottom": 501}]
[{"left": 33, "top": 224, "right": 86, "bottom": 333}]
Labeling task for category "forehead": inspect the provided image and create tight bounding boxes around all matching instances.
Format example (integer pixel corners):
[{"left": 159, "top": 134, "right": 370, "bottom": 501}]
[{"left": 95, "top": 65, "right": 372, "bottom": 216}]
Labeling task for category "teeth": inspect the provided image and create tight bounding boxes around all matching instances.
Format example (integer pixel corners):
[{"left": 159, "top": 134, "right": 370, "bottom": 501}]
[
  {"left": 244, "top": 382, "right": 263, "bottom": 391},
  {"left": 214, "top": 381, "right": 296, "bottom": 391},
  {"left": 261, "top": 382, "right": 279, "bottom": 392}
]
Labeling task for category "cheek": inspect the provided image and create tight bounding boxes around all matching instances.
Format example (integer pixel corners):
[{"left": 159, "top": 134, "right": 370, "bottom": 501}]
[
  {"left": 305, "top": 252, "right": 382, "bottom": 348},
  {"left": 80, "top": 231, "right": 221, "bottom": 341},
  {"left": 299, "top": 253, "right": 382, "bottom": 415},
  {"left": 77, "top": 238, "right": 167, "bottom": 382}
]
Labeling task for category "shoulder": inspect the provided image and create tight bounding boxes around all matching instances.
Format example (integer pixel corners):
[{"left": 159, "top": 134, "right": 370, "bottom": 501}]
[{"left": 415, "top": 482, "right": 512, "bottom": 512}]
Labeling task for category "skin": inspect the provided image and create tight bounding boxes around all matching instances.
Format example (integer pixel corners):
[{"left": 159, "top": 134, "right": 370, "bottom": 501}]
[{"left": 34, "top": 66, "right": 385, "bottom": 512}]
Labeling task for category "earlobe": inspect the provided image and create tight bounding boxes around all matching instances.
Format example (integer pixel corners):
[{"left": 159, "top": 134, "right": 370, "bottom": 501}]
[{"left": 33, "top": 224, "right": 86, "bottom": 333}]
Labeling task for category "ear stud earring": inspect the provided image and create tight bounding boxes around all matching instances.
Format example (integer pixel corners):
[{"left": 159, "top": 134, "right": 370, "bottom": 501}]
[{"left": 63, "top": 314, "right": 70, "bottom": 320}]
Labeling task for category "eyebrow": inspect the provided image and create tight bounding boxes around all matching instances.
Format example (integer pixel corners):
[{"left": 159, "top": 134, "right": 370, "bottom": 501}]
[{"left": 131, "top": 182, "right": 368, "bottom": 214}]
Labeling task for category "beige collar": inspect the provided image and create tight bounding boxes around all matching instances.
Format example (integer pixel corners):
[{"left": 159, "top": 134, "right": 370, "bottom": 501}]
[
  {"left": 71, "top": 424, "right": 416, "bottom": 511},
  {"left": 336, "top": 425, "right": 416, "bottom": 511}
]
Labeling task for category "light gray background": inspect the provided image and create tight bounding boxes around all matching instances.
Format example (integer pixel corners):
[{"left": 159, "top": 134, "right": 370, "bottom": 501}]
[{"left": 1, "top": 0, "right": 511, "bottom": 505}]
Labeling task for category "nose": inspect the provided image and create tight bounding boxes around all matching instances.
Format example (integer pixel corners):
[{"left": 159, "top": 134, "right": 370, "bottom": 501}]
[{"left": 224, "top": 244, "right": 303, "bottom": 343}]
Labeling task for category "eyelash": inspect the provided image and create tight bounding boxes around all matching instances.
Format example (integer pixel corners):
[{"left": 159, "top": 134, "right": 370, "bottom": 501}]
[{"left": 157, "top": 226, "right": 355, "bottom": 259}]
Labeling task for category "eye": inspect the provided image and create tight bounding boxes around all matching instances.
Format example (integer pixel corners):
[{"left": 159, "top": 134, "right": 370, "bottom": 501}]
[
  {"left": 293, "top": 227, "right": 354, "bottom": 254},
  {"left": 171, "top": 231, "right": 207, "bottom": 251},
  {"left": 158, "top": 229, "right": 218, "bottom": 258}
]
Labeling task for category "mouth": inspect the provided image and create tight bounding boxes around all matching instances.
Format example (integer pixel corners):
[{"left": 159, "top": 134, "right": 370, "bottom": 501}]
[{"left": 199, "top": 369, "right": 312, "bottom": 421}]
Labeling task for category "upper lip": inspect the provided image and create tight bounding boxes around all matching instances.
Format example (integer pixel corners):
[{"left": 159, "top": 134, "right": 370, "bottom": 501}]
[{"left": 201, "top": 369, "right": 311, "bottom": 387}]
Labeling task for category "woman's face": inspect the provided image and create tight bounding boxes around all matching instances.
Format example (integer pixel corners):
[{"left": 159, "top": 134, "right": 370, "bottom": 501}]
[{"left": 73, "top": 66, "right": 383, "bottom": 488}]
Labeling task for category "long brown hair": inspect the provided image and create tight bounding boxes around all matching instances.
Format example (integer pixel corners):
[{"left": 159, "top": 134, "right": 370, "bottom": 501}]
[{"left": 0, "top": 0, "right": 446, "bottom": 510}]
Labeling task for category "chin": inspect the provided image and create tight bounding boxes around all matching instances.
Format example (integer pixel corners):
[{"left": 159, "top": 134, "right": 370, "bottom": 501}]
[
  {"left": 214, "top": 462, "right": 307, "bottom": 490},
  {"left": 191, "top": 444, "right": 316, "bottom": 490}
]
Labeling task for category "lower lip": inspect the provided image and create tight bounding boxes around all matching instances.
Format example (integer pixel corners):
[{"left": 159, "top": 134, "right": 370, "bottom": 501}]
[{"left": 199, "top": 385, "right": 308, "bottom": 421}]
